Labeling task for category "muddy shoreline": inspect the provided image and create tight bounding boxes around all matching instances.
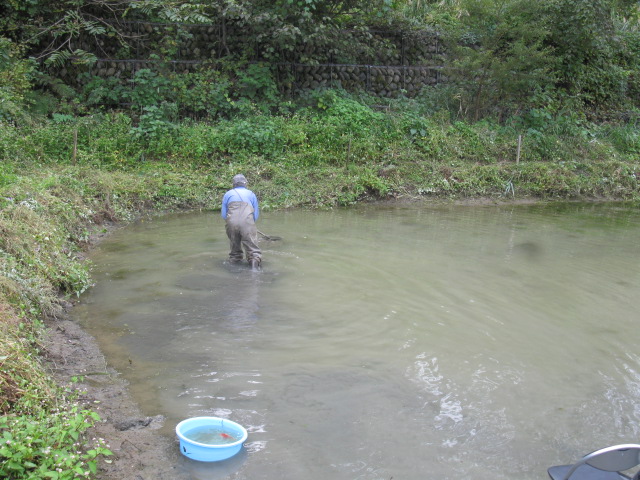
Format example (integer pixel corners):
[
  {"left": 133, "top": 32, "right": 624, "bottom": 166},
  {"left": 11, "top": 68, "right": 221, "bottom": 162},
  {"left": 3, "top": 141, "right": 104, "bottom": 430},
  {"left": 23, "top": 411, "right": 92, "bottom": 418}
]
[
  {"left": 45, "top": 313, "right": 190, "bottom": 480},
  {"left": 43, "top": 222, "right": 191, "bottom": 480}
]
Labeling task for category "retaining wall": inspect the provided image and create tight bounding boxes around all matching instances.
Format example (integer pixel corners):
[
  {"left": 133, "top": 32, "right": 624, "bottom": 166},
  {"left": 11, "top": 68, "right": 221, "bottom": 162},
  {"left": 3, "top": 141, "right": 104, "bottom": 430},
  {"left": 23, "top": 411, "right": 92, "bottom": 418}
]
[{"left": 53, "top": 21, "right": 447, "bottom": 98}]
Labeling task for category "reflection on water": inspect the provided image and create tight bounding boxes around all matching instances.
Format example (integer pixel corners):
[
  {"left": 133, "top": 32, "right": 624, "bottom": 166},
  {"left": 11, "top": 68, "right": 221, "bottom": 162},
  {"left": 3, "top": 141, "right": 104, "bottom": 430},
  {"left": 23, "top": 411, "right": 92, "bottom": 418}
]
[{"left": 72, "top": 203, "right": 640, "bottom": 480}]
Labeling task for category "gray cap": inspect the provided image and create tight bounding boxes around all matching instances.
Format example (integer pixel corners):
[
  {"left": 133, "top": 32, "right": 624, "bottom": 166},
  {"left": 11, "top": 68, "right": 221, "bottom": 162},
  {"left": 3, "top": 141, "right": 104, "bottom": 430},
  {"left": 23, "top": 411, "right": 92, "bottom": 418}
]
[{"left": 232, "top": 174, "right": 247, "bottom": 187}]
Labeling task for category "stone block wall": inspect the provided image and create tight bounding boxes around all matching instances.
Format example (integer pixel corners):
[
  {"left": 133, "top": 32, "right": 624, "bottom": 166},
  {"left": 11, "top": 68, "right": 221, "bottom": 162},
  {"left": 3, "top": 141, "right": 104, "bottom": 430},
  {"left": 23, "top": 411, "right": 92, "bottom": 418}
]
[{"left": 53, "top": 21, "right": 447, "bottom": 99}]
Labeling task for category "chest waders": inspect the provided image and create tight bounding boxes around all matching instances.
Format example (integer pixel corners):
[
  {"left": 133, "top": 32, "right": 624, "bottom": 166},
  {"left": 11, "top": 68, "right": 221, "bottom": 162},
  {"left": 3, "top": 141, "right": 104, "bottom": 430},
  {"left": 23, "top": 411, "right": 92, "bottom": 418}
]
[{"left": 225, "top": 201, "right": 261, "bottom": 267}]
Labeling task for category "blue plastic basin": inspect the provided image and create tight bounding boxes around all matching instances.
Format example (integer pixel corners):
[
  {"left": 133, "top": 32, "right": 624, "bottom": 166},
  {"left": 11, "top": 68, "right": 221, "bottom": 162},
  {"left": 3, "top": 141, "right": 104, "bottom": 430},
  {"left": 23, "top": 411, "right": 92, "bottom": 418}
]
[{"left": 176, "top": 417, "right": 248, "bottom": 462}]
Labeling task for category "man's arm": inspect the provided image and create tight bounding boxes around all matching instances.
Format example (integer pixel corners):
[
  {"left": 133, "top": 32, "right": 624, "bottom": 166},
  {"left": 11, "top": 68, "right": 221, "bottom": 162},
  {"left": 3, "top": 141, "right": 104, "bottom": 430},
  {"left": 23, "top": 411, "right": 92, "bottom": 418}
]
[
  {"left": 221, "top": 192, "right": 230, "bottom": 219},
  {"left": 251, "top": 193, "right": 259, "bottom": 221}
]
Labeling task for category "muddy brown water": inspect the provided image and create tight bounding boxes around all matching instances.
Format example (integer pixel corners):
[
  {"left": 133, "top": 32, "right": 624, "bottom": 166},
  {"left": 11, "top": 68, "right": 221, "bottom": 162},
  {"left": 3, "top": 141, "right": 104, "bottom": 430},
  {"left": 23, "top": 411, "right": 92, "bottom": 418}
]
[{"left": 72, "top": 202, "right": 640, "bottom": 480}]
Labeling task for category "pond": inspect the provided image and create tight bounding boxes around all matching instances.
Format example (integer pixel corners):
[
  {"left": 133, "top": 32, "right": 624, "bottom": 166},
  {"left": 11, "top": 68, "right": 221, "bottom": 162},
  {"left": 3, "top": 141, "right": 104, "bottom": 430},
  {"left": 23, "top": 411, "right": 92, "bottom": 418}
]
[{"left": 72, "top": 202, "right": 640, "bottom": 480}]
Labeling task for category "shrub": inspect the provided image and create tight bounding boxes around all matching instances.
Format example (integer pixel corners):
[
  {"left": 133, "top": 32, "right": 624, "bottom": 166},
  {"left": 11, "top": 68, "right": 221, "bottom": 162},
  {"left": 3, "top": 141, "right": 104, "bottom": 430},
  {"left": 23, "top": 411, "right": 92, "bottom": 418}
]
[
  {"left": 0, "top": 38, "right": 35, "bottom": 126},
  {"left": 0, "top": 403, "right": 112, "bottom": 479}
]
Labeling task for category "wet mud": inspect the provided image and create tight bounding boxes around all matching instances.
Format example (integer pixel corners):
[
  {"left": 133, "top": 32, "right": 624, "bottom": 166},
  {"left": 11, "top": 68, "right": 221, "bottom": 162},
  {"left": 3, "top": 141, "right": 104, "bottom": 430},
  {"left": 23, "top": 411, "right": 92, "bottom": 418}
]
[{"left": 45, "top": 312, "right": 190, "bottom": 480}]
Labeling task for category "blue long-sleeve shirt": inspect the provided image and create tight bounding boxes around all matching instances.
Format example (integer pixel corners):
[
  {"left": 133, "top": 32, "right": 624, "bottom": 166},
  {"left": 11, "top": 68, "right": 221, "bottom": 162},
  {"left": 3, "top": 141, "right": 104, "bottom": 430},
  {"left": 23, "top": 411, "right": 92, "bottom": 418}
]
[{"left": 221, "top": 187, "right": 260, "bottom": 221}]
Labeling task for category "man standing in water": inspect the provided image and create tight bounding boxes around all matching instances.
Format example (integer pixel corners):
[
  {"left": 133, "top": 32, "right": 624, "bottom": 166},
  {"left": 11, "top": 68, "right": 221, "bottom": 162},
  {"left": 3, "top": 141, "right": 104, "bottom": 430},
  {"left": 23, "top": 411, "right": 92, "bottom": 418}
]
[{"left": 221, "top": 174, "right": 262, "bottom": 270}]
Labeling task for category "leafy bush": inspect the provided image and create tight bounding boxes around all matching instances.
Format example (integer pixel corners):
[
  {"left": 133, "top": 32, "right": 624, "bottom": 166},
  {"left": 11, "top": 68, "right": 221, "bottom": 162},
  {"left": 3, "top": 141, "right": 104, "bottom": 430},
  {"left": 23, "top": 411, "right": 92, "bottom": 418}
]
[
  {"left": 0, "top": 38, "right": 35, "bottom": 125},
  {"left": 305, "top": 90, "right": 385, "bottom": 131},
  {"left": 213, "top": 115, "right": 288, "bottom": 156},
  {"left": 598, "top": 121, "right": 640, "bottom": 155},
  {"left": 544, "top": 0, "right": 640, "bottom": 112},
  {"left": 127, "top": 69, "right": 173, "bottom": 109},
  {"left": 131, "top": 103, "right": 178, "bottom": 142},
  {"left": 0, "top": 404, "right": 112, "bottom": 479},
  {"left": 298, "top": 90, "right": 388, "bottom": 161},
  {"left": 170, "top": 70, "right": 236, "bottom": 118},
  {"left": 236, "top": 63, "right": 280, "bottom": 107},
  {"left": 79, "top": 75, "right": 128, "bottom": 108}
]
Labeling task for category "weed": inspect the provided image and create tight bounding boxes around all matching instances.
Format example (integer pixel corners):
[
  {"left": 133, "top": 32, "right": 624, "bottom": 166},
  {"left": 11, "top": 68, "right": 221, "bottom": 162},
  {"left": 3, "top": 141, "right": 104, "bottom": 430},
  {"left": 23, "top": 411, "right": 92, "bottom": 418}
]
[{"left": 0, "top": 401, "right": 112, "bottom": 479}]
